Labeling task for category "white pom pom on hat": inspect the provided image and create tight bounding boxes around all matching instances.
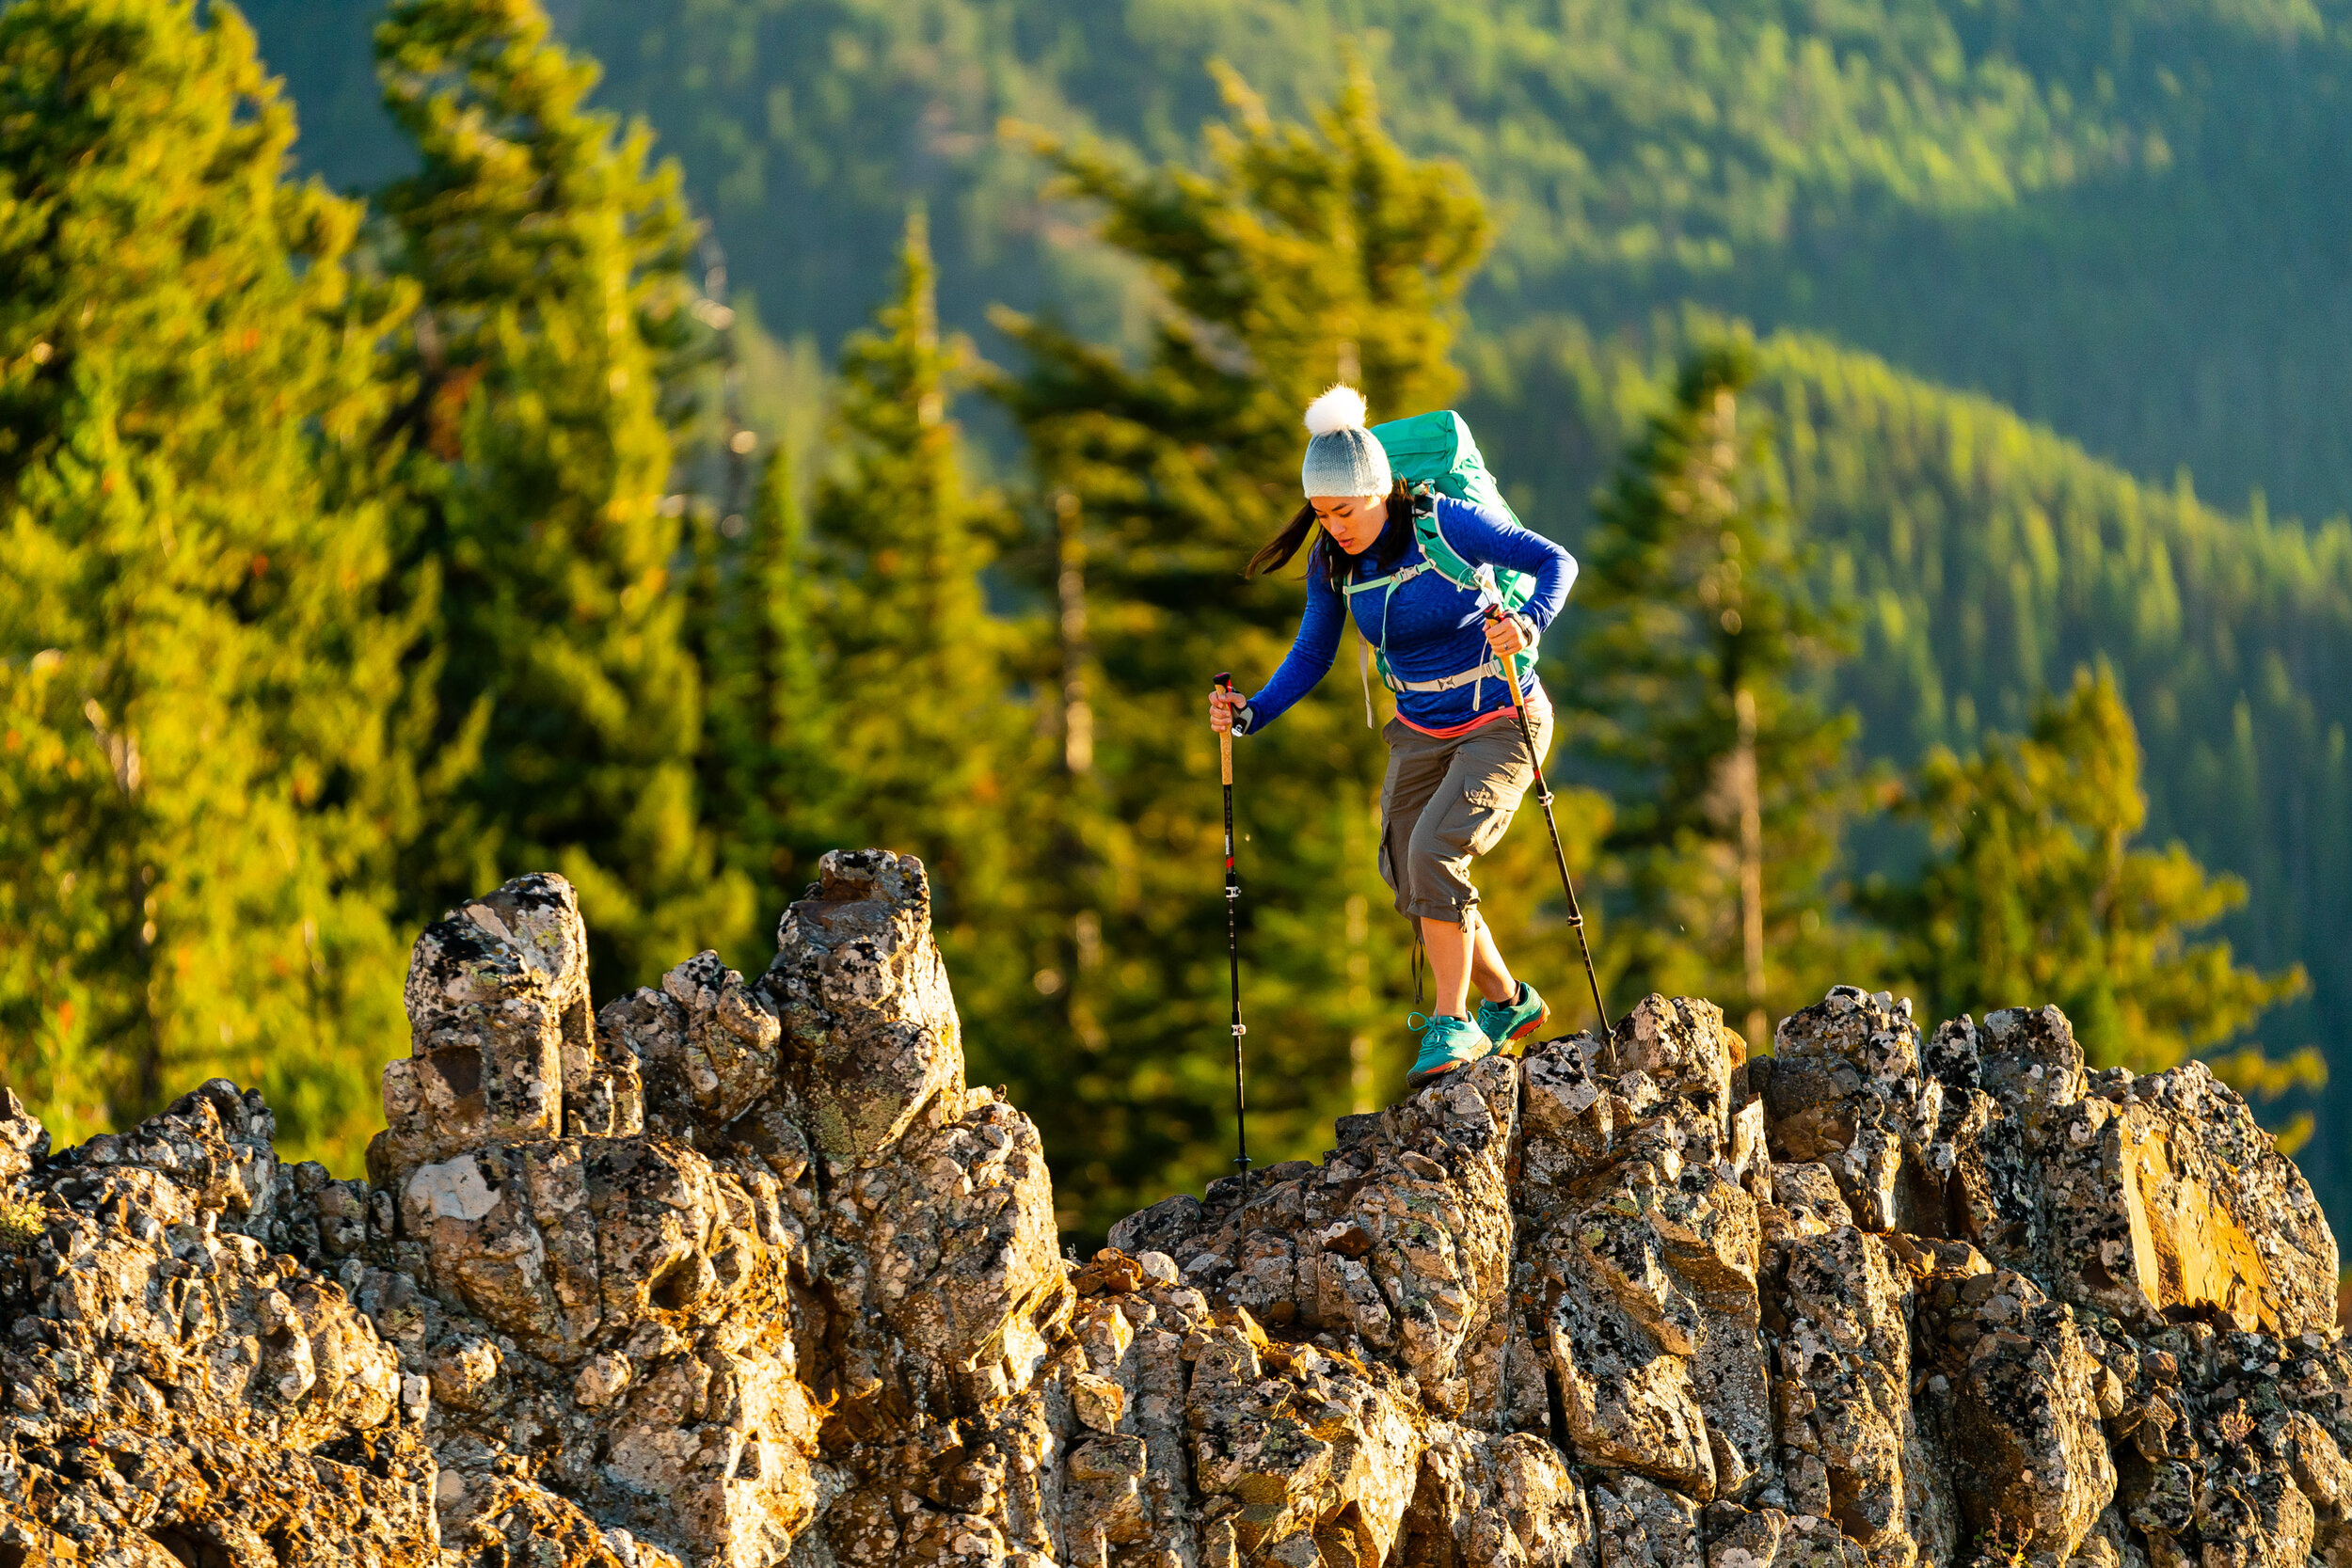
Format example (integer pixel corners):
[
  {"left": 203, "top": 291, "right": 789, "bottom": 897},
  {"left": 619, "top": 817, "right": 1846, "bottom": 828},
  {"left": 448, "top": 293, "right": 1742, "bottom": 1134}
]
[
  {"left": 1303, "top": 385, "right": 1370, "bottom": 437},
  {"left": 1299, "top": 385, "right": 1391, "bottom": 498}
]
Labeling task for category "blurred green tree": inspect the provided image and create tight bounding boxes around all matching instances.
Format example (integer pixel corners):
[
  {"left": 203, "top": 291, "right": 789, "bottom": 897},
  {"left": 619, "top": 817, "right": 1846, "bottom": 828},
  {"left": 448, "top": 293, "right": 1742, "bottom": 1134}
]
[
  {"left": 374, "top": 0, "right": 751, "bottom": 991},
  {"left": 1859, "top": 669, "right": 2310, "bottom": 1089},
  {"left": 1569, "top": 341, "right": 1874, "bottom": 1047},
  {"left": 697, "top": 440, "right": 835, "bottom": 959},
  {"left": 0, "top": 0, "right": 414, "bottom": 1167},
  {"left": 808, "top": 214, "right": 1014, "bottom": 885},
  {"left": 790, "top": 211, "right": 1034, "bottom": 1004}
]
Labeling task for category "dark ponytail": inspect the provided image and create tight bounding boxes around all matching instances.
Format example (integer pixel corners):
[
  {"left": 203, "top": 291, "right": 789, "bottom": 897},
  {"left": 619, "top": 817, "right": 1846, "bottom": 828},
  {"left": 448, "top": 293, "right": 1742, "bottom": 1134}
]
[
  {"left": 1245, "top": 500, "right": 1321, "bottom": 579},
  {"left": 1245, "top": 479, "right": 1415, "bottom": 586}
]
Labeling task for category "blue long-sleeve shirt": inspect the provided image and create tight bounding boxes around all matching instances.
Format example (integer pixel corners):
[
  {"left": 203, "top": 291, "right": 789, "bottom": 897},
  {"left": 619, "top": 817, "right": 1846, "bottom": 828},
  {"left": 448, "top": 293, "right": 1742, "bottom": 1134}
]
[{"left": 1240, "top": 495, "right": 1576, "bottom": 734}]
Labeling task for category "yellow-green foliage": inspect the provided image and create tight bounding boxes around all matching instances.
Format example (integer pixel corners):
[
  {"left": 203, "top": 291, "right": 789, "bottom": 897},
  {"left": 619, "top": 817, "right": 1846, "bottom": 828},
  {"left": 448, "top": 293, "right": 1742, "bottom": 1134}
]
[
  {"left": 1482, "top": 317, "right": 2346, "bottom": 1177},
  {"left": 278, "top": 0, "right": 2352, "bottom": 519},
  {"left": 798, "top": 214, "right": 1031, "bottom": 1006},
  {"left": 1859, "top": 670, "right": 2306, "bottom": 1075},
  {"left": 0, "top": 1194, "right": 42, "bottom": 1254},
  {"left": 0, "top": 0, "right": 413, "bottom": 1172}
]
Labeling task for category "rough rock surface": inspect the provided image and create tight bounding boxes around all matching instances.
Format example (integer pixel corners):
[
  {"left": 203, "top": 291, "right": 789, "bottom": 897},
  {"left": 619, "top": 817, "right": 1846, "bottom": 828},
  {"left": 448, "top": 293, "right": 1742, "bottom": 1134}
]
[
  {"left": 2, "top": 852, "right": 2344, "bottom": 1568},
  {"left": 0, "top": 1082, "right": 437, "bottom": 1565}
]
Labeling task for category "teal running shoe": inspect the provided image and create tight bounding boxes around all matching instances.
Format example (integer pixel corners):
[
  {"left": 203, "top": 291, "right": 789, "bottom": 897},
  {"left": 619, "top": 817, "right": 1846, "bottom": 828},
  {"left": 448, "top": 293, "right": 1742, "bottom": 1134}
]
[
  {"left": 1406, "top": 1012, "right": 1495, "bottom": 1089},
  {"left": 1475, "top": 980, "right": 1550, "bottom": 1049}
]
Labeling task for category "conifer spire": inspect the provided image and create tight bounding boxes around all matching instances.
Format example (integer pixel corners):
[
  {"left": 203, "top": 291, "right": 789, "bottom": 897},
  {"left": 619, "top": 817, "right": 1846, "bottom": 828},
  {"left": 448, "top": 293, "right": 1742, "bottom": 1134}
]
[
  {"left": 810, "top": 207, "right": 1015, "bottom": 927},
  {"left": 1570, "top": 341, "right": 1872, "bottom": 1036}
]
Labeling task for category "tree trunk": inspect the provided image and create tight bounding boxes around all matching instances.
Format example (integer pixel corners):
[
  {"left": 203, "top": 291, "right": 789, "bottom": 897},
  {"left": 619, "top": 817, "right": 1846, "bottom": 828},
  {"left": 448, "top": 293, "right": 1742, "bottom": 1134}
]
[
  {"left": 1057, "top": 489, "right": 1093, "bottom": 776},
  {"left": 1735, "top": 686, "right": 1767, "bottom": 1046}
]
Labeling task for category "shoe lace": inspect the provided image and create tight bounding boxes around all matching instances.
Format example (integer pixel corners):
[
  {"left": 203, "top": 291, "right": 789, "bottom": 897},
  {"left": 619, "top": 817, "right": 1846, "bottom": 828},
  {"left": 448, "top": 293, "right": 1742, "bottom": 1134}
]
[{"left": 1406, "top": 1011, "right": 1434, "bottom": 1035}]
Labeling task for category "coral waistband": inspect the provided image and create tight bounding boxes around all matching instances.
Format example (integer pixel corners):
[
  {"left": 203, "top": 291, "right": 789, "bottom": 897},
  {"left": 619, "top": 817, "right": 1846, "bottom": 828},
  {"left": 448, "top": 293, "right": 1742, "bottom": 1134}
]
[{"left": 1393, "top": 705, "right": 1523, "bottom": 739}]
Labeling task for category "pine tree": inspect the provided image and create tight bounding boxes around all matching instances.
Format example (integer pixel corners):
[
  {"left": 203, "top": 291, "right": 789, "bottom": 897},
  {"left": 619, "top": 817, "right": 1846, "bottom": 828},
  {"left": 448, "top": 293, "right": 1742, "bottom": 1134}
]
[
  {"left": 804, "top": 211, "right": 1029, "bottom": 1012},
  {"left": 0, "top": 0, "right": 413, "bottom": 1165},
  {"left": 699, "top": 441, "right": 836, "bottom": 958},
  {"left": 374, "top": 0, "right": 751, "bottom": 990},
  {"left": 1569, "top": 341, "right": 1871, "bottom": 1045},
  {"left": 811, "top": 214, "right": 1002, "bottom": 863},
  {"left": 1858, "top": 669, "right": 2307, "bottom": 1077},
  {"left": 993, "top": 68, "right": 1597, "bottom": 1230}
]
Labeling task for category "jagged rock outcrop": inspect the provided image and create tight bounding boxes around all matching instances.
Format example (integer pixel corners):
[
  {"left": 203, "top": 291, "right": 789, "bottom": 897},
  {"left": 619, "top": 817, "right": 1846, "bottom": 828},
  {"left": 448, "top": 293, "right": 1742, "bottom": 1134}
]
[
  {"left": 0, "top": 1082, "right": 437, "bottom": 1565},
  {"left": 0, "top": 850, "right": 2343, "bottom": 1568}
]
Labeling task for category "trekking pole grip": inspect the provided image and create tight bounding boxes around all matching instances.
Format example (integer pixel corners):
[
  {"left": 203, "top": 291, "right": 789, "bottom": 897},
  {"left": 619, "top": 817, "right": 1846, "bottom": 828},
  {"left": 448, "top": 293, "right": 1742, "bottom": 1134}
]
[
  {"left": 1486, "top": 609, "right": 1535, "bottom": 722},
  {"left": 1486, "top": 611, "right": 1523, "bottom": 699},
  {"left": 1216, "top": 673, "right": 1235, "bottom": 786}
]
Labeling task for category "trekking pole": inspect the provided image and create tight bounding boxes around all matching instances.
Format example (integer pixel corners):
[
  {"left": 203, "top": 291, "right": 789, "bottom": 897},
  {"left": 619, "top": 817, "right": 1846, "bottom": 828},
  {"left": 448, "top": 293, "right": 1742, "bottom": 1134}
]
[
  {"left": 1216, "top": 674, "right": 1251, "bottom": 1201},
  {"left": 1484, "top": 610, "right": 1613, "bottom": 1037}
]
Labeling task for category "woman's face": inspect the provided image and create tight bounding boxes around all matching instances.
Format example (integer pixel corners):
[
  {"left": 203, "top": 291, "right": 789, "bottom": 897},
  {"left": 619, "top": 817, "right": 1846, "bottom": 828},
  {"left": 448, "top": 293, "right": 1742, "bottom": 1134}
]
[{"left": 1311, "top": 493, "right": 1389, "bottom": 556}]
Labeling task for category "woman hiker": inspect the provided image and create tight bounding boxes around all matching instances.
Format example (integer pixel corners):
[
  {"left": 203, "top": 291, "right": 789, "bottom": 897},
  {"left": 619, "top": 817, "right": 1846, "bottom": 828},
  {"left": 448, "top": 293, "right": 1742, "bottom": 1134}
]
[{"left": 1208, "top": 387, "right": 1577, "bottom": 1090}]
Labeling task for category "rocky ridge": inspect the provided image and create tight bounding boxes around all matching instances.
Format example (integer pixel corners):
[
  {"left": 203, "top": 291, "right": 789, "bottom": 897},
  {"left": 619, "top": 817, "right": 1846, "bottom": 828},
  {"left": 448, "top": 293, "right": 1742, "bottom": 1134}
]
[{"left": 0, "top": 849, "right": 2343, "bottom": 1568}]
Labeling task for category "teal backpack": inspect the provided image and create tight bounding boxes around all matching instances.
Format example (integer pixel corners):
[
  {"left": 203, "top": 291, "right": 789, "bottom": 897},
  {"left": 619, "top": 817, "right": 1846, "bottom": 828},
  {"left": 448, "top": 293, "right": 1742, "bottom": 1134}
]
[{"left": 1337, "top": 410, "right": 1537, "bottom": 720}]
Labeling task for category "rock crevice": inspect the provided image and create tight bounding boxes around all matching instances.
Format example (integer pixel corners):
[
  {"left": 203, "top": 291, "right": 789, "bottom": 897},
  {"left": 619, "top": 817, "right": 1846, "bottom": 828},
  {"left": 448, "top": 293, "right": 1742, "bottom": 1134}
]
[{"left": 0, "top": 851, "right": 2343, "bottom": 1568}]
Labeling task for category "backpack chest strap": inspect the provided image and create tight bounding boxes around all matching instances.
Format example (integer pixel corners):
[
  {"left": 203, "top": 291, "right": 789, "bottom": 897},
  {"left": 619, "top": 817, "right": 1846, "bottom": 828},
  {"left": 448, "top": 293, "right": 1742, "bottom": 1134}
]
[{"left": 1343, "top": 560, "right": 1435, "bottom": 596}]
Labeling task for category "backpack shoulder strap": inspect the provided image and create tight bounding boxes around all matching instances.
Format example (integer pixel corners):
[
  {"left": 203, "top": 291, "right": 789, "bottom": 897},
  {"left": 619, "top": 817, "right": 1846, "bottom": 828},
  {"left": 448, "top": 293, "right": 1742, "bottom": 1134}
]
[
  {"left": 1411, "top": 489, "right": 1545, "bottom": 690},
  {"left": 1414, "top": 488, "right": 1541, "bottom": 612},
  {"left": 1410, "top": 488, "right": 1479, "bottom": 594}
]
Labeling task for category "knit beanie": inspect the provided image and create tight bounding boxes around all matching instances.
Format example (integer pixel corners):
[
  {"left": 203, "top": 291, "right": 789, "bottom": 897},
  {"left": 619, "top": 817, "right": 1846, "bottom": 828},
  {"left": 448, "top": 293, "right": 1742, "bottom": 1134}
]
[{"left": 1300, "top": 386, "right": 1392, "bottom": 498}]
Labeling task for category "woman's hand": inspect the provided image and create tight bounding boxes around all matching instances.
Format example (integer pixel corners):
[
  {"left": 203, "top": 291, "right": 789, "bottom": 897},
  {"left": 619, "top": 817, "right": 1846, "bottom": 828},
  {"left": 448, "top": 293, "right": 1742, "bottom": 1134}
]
[
  {"left": 1209, "top": 686, "right": 1245, "bottom": 734},
  {"left": 1485, "top": 610, "right": 1531, "bottom": 657}
]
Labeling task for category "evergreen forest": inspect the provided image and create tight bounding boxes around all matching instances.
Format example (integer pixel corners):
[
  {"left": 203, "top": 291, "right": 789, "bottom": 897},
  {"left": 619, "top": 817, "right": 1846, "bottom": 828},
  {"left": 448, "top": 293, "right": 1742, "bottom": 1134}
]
[{"left": 4, "top": 0, "right": 2349, "bottom": 1245}]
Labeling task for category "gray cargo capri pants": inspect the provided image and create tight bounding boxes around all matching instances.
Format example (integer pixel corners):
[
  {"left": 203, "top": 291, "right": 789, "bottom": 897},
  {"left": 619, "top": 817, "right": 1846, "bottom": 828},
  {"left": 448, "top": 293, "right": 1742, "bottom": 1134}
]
[{"left": 1377, "top": 689, "right": 1553, "bottom": 929}]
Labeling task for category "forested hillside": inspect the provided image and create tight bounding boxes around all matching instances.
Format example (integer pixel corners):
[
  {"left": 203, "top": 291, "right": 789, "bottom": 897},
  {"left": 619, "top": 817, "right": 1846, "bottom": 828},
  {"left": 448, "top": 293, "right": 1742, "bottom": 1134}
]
[
  {"left": 252, "top": 0, "right": 2352, "bottom": 521},
  {"left": 7, "top": 0, "right": 2344, "bottom": 1236}
]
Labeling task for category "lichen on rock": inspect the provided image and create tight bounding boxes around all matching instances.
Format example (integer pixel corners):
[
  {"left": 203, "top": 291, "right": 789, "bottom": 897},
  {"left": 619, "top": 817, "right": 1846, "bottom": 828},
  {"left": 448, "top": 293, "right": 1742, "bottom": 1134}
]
[
  {"left": 3, "top": 858, "right": 2344, "bottom": 1568},
  {"left": 0, "top": 1081, "right": 437, "bottom": 1564}
]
